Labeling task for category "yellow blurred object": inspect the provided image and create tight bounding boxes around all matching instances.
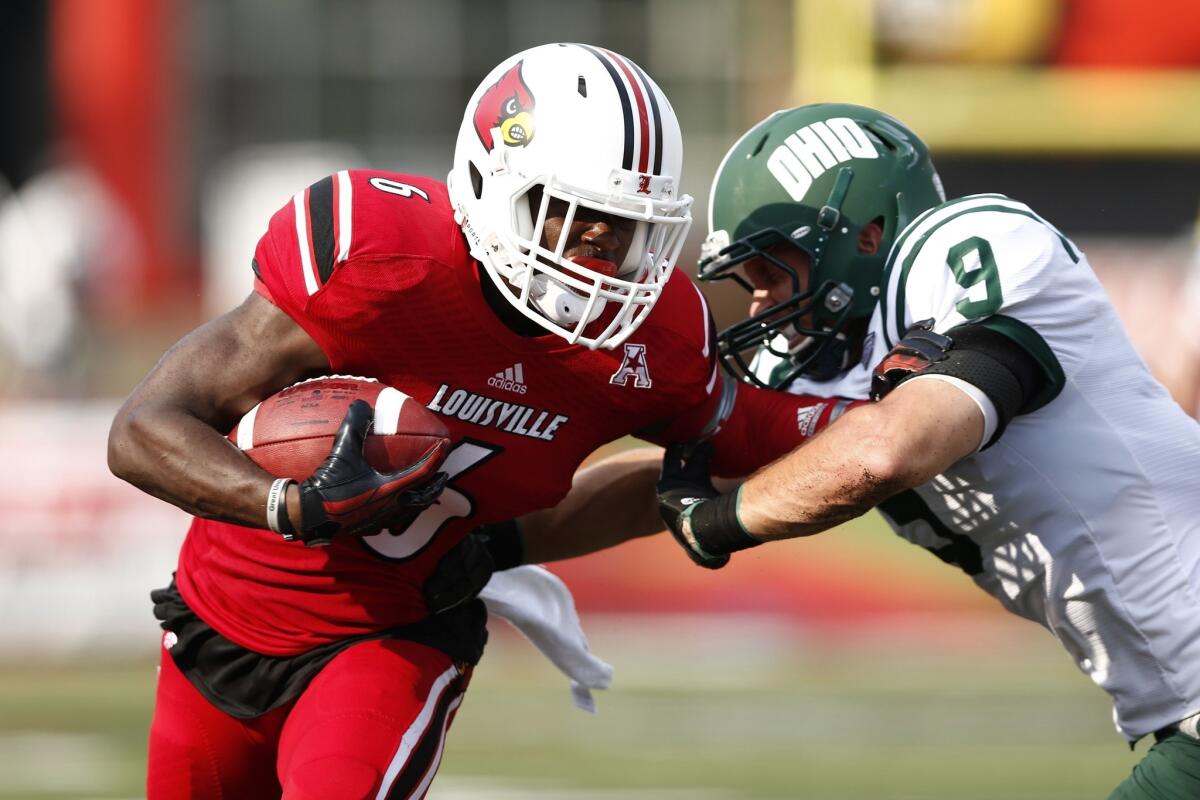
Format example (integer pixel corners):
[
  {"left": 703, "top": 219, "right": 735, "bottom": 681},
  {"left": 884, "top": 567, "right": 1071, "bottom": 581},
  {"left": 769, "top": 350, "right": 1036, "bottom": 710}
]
[
  {"left": 794, "top": 0, "right": 1200, "bottom": 153},
  {"left": 961, "top": 0, "right": 1059, "bottom": 62},
  {"left": 875, "top": 0, "right": 1060, "bottom": 64}
]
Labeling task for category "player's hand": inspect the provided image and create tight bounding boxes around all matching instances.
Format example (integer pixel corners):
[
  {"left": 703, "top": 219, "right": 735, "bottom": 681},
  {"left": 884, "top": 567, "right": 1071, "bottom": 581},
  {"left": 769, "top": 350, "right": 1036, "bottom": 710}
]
[
  {"left": 293, "top": 400, "right": 447, "bottom": 546},
  {"left": 656, "top": 442, "right": 730, "bottom": 569}
]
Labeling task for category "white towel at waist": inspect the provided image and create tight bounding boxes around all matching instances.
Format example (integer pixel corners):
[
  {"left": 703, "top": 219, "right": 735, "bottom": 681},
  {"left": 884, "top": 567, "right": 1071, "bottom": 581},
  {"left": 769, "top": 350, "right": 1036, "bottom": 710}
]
[{"left": 478, "top": 564, "right": 614, "bottom": 712}]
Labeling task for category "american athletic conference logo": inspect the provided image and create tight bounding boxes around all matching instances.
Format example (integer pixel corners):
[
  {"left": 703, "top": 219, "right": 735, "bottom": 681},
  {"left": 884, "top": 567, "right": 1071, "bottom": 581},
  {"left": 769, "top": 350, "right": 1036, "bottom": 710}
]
[{"left": 610, "top": 343, "right": 652, "bottom": 388}]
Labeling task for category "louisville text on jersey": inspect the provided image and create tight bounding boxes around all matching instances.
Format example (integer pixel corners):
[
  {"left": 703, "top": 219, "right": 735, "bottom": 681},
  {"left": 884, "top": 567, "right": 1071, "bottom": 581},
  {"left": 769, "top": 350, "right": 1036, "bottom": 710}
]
[{"left": 427, "top": 384, "right": 569, "bottom": 441}]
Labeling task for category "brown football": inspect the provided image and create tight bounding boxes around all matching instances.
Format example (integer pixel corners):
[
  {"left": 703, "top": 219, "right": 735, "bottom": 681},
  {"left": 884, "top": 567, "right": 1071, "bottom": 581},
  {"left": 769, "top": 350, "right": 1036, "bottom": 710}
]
[{"left": 228, "top": 376, "right": 450, "bottom": 481}]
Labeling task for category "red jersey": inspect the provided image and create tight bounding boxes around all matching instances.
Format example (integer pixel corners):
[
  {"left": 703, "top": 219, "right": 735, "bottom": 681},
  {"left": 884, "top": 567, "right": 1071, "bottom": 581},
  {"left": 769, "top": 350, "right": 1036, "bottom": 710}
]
[{"left": 177, "top": 171, "right": 841, "bottom": 655}]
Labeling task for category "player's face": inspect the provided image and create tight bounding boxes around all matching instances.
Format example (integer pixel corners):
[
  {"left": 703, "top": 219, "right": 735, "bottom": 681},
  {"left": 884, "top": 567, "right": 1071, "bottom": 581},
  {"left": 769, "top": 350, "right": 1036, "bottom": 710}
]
[
  {"left": 539, "top": 194, "right": 638, "bottom": 277},
  {"left": 739, "top": 222, "right": 882, "bottom": 322},
  {"left": 741, "top": 245, "right": 812, "bottom": 321}
]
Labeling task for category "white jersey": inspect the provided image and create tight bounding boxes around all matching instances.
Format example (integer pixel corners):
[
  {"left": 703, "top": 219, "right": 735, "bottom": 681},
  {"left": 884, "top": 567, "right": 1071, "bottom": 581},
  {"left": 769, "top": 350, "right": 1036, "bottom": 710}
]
[{"left": 754, "top": 194, "right": 1200, "bottom": 740}]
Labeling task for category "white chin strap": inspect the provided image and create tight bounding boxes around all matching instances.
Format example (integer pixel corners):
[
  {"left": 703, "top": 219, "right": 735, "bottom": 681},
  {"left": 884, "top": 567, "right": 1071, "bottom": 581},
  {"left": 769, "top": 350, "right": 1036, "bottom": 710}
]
[
  {"left": 531, "top": 275, "right": 607, "bottom": 326},
  {"left": 619, "top": 221, "right": 649, "bottom": 274}
]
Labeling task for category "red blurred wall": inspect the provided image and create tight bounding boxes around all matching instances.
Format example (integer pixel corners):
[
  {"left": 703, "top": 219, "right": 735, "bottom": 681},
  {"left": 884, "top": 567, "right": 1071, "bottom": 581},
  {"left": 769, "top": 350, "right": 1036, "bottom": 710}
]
[{"left": 51, "top": 0, "right": 192, "bottom": 322}]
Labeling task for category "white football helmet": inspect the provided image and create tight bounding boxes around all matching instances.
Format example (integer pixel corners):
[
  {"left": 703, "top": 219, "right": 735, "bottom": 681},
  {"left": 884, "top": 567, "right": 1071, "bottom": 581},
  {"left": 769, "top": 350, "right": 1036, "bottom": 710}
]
[{"left": 448, "top": 43, "right": 693, "bottom": 349}]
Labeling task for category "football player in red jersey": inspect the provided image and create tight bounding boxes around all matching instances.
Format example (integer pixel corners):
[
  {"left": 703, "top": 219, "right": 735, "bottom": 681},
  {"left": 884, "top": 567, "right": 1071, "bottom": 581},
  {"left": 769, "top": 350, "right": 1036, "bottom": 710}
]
[{"left": 109, "top": 43, "right": 848, "bottom": 799}]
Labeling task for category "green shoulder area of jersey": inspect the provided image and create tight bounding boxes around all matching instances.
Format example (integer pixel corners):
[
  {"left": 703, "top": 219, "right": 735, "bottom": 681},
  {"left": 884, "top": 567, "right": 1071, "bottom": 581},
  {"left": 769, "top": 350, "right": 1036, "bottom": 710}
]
[{"left": 877, "top": 193, "right": 1068, "bottom": 412}]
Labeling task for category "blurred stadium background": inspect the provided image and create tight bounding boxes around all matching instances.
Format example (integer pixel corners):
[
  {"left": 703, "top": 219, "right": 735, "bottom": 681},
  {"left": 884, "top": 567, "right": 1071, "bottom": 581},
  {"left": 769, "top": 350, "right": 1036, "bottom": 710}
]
[{"left": 2, "top": 0, "right": 1199, "bottom": 797}]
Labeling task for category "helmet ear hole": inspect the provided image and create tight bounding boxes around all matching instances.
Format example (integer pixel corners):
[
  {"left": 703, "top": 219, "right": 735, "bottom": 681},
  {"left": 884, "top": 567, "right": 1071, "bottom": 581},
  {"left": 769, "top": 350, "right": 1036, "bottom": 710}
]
[
  {"left": 858, "top": 217, "right": 885, "bottom": 256},
  {"left": 469, "top": 162, "right": 484, "bottom": 200}
]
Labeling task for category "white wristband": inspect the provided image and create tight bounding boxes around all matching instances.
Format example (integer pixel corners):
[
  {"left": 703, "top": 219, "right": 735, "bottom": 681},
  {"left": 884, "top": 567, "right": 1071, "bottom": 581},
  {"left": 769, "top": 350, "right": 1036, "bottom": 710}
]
[{"left": 266, "top": 478, "right": 293, "bottom": 534}]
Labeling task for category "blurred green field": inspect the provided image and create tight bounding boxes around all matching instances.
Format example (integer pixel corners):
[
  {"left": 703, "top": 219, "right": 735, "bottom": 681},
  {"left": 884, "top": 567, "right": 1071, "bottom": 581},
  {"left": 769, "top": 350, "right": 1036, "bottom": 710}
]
[
  {"left": 0, "top": 613, "right": 1138, "bottom": 800},
  {"left": 0, "top": 514, "right": 1140, "bottom": 799}
]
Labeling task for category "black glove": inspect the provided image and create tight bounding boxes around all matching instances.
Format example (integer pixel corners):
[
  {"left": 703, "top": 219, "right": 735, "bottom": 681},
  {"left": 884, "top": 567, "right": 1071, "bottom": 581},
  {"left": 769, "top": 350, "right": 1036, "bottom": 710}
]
[
  {"left": 657, "top": 443, "right": 763, "bottom": 569},
  {"left": 656, "top": 442, "right": 730, "bottom": 569},
  {"left": 291, "top": 400, "right": 447, "bottom": 546}
]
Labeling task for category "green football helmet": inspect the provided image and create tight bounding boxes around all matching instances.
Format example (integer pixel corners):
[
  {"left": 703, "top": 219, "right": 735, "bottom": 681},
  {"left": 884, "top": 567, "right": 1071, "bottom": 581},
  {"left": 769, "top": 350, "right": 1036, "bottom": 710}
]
[{"left": 699, "top": 103, "right": 945, "bottom": 388}]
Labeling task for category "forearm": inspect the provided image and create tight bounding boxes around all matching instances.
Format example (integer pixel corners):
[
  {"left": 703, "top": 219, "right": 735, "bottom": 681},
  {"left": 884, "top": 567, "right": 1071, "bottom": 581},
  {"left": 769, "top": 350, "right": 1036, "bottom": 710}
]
[
  {"left": 737, "top": 380, "right": 982, "bottom": 540},
  {"left": 109, "top": 401, "right": 280, "bottom": 526},
  {"left": 735, "top": 415, "right": 905, "bottom": 540},
  {"left": 520, "top": 446, "right": 664, "bottom": 563},
  {"left": 108, "top": 293, "right": 324, "bottom": 529}
]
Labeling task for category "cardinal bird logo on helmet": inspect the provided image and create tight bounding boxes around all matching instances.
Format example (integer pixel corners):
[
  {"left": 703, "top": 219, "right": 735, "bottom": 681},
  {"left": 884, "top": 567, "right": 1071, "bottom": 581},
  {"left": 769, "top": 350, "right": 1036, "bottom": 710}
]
[{"left": 474, "top": 61, "right": 536, "bottom": 150}]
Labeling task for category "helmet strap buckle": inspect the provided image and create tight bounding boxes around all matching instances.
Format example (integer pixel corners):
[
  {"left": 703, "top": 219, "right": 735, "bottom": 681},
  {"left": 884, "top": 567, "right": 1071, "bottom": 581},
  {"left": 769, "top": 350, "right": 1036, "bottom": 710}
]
[
  {"left": 817, "top": 166, "right": 855, "bottom": 230},
  {"left": 823, "top": 283, "right": 853, "bottom": 313},
  {"left": 487, "top": 145, "right": 510, "bottom": 176},
  {"left": 816, "top": 205, "right": 840, "bottom": 230}
]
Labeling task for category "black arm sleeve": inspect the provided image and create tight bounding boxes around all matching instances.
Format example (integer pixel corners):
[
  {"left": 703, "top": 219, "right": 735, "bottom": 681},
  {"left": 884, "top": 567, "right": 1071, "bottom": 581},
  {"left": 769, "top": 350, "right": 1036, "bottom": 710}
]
[{"left": 916, "top": 323, "right": 1047, "bottom": 447}]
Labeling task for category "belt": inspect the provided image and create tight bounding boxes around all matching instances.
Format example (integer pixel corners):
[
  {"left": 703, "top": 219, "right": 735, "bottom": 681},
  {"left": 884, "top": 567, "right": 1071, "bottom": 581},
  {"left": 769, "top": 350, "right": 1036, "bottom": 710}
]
[{"left": 1155, "top": 712, "right": 1200, "bottom": 743}]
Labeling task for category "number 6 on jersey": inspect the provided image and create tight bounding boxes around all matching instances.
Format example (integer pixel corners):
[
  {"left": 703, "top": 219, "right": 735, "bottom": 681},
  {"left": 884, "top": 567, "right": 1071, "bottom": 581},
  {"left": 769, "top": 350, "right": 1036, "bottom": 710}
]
[{"left": 361, "top": 440, "right": 500, "bottom": 560}]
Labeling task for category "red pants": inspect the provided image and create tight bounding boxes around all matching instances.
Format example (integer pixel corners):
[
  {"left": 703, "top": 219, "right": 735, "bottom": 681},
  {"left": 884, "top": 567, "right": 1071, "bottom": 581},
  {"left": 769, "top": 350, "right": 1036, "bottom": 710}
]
[{"left": 147, "top": 636, "right": 471, "bottom": 799}]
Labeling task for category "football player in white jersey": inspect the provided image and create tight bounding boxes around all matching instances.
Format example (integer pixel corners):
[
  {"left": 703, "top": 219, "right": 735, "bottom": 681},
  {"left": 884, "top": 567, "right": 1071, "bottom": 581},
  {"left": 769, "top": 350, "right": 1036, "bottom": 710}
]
[{"left": 650, "top": 103, "right": 1200, "bottom": 799}]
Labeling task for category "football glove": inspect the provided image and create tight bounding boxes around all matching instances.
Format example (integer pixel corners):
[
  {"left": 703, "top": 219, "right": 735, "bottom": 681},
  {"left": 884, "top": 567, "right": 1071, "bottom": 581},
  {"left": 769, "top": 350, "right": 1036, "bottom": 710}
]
[
  {"left": 657, "top": 442, "right": 763, "bottom": 570},
  {"left": 292, "top": 399, "right": 447, "bottom": 546},
  {"left": 656, "top": 442, "right": 730, "bottom": 569}
]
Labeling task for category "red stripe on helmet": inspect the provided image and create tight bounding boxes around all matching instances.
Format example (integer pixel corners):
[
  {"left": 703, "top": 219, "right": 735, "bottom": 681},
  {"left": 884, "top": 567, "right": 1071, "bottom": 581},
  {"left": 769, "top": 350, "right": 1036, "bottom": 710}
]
[{"left": 603, "top": 48, "right": 651, "bottom": 174}]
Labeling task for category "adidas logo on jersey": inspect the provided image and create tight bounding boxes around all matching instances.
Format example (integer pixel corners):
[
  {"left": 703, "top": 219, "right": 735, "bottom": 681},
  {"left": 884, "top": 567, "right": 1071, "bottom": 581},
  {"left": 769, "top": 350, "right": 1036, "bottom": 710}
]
[
  {"left": 487, "top": 362, "right": 528, "bottom": 395},
  {"left": 768, "top": 117, "right": 878, "bottom": 202},
  {"left": 795, "top": 403, "right": 828, "bottom": 437}
]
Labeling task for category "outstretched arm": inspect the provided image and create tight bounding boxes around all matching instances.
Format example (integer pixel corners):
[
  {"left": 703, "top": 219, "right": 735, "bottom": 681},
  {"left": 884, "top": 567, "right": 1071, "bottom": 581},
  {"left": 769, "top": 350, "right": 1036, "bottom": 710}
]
[
  {"left": 660, "top": 312, "right": 1058, "bottom": 566},
  {"left": 659, "top": 376, "right": 983, "bottom": 566},
  {"left": 516, "top": 446, "right": 666, "bottom": 564},
  {"left": 738, "top": 377, "right": 982, "bottom": 539},
  {"left": 504, "top": 373, "right": 850, "bottom": 565}
]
